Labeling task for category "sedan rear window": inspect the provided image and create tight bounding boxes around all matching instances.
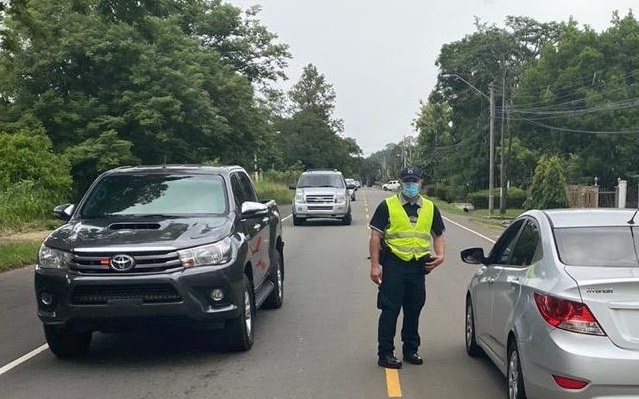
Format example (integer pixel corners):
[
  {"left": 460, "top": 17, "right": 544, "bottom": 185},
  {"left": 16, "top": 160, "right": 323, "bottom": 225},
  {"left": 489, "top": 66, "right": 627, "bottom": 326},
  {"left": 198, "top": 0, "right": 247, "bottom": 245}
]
[{"left": 554, "top": 227, "right": 639, "bottom": 267}]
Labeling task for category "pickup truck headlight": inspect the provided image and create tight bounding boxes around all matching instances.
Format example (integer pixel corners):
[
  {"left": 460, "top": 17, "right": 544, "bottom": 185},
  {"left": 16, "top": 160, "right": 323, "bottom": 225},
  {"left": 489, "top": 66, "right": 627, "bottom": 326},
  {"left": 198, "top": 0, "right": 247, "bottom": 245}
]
[
  {"left": 295, "top": 192, "right": 304, "bottom": 203},
  {"left": 178, "top": 237, "right": 232, "bottom": 267},
  {"left": 38, "top": 244, "right": 72, "bottom": 269},
  {"left": 335, "top": 193, "right": 346, "bottom": 203}
]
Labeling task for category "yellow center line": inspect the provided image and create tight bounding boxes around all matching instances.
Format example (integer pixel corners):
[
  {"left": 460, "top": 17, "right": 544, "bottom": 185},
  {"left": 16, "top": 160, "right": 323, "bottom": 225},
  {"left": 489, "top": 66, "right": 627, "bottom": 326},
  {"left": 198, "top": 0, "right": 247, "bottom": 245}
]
[{"left": 385, "top": 368, "right": 403, "bottom": 398}]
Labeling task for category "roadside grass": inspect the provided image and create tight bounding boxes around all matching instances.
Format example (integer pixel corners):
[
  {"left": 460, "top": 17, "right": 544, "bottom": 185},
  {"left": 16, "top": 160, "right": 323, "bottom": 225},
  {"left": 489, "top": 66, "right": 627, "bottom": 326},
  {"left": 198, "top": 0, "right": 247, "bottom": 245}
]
[
  {"left": 255, "top": 180, "right": 293, "bottom": 205},
  {"left": 430, "top": 197, "right": 523, "bottom": 230},
  {"left": 0, "top": 241, "right": 40, "bottom": 272}
]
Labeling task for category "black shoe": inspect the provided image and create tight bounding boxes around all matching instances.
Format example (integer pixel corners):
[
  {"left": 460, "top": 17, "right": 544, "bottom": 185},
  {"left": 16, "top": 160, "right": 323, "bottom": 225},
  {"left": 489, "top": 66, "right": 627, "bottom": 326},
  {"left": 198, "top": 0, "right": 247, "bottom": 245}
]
[
  {"left": 378, "top": 353, "right": 402, "bottom": 369},
  {"left": 403, "top": 352, "right": 423, "bottom": 365}
]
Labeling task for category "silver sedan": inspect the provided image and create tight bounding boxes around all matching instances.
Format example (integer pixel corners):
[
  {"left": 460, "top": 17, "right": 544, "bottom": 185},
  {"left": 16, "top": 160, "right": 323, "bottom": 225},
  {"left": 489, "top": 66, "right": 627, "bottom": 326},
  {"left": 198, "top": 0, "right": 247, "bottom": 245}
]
[{"left": 461, "top": 209, "right": 639, "bottom": 399}]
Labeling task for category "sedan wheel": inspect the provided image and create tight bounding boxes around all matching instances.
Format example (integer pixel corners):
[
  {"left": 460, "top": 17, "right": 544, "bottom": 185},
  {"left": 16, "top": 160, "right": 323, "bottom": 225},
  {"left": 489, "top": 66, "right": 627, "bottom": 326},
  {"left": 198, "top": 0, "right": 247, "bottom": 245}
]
[
  {"left": 508, "top": 341, "right": 527, "bottom": 399},
  {"left": 465, "top": 298, "right": 483, "bottom": 357}
]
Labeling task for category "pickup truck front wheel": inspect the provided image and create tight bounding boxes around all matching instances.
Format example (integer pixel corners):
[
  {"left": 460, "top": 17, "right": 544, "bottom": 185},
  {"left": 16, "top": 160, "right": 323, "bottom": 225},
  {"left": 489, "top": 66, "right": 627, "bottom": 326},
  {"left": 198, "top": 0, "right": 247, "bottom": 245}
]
[
  {"left": 225, "top": 275, "right": 255, "bottom": 351},
  {"left": 264, "top": 251, "right": 284, "bottom": 309},
  {"left": 341, "top": 212, "right": 352, "bottom": 225},
  {"left": 44, "top": 325, "right": 92, "bottom": 357}
]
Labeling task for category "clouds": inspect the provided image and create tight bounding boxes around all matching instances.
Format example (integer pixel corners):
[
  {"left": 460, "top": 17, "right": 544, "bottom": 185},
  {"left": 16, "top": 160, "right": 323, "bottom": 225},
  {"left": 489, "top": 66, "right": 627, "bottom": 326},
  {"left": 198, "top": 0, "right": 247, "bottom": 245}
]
[{"left": 228, "top": 0, "right": 636, "bottom": 155}]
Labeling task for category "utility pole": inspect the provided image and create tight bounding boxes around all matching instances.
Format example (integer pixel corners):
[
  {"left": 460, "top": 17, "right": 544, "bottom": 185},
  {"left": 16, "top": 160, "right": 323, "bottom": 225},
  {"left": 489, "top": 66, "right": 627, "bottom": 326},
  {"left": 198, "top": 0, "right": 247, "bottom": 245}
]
[
  {"left": 489, "top": 82, "right": 495, "bottom": 216},
  {"left": 499, "top": 67, "right": 507, "bottom": 215}
]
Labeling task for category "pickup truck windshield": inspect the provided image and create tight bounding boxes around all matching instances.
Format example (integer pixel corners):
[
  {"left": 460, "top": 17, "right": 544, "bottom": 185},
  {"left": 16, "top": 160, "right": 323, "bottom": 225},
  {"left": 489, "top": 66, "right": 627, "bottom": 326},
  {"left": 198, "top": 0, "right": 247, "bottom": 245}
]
[
  {"left": 297, "top": 174, "right": 345, "bottom": 188},
  {"left": 80, "top": 174, "right": 228, "bottom": 218}
]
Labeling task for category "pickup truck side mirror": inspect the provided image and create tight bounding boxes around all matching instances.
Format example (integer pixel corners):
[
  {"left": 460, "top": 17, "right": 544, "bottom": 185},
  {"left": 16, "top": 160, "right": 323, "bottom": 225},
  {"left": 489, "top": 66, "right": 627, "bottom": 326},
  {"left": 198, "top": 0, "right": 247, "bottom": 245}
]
[
  {"left": 241, "top": 201, "right": 269, "bottom": 217},
  {"left": 346, "top": 183, "right": 356, "bottom": 190},
  {"left": 53, "top": 203, "right": 75, "bottom": 220},
  {"left": 288, "top": 185, "right": 297, "bottom": 190}
]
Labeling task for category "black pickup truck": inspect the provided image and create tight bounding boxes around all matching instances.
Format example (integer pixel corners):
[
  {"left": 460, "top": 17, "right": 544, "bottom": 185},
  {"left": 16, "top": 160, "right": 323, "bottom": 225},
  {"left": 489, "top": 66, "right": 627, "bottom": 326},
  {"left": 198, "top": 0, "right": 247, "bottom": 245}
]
[{"left": 35, "top": 165, "right": 284, "bottom": 356}]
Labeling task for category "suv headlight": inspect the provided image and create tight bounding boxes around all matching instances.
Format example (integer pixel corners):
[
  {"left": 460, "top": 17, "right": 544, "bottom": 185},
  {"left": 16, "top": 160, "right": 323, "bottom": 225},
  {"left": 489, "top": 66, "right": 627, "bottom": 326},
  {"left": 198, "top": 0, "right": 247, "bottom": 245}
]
[
  {"left": 38, "top": 244, "right": 72, "bottom": 269},
  {"left": 295, "top": 192, "right": 304, "bottom": 203},
  {"left": 178, "top": 237, "right": 232, "bottom": 267},
  {"left": 335, "top": 193, "right": 346, "bottom": 203}
]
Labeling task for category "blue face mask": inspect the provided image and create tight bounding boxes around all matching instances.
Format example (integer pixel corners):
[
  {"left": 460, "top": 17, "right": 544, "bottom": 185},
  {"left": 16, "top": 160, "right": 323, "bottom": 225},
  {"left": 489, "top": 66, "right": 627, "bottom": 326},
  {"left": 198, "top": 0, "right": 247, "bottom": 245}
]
[{"left": 402, "top": 182, "right": 420, "bottom": 198}]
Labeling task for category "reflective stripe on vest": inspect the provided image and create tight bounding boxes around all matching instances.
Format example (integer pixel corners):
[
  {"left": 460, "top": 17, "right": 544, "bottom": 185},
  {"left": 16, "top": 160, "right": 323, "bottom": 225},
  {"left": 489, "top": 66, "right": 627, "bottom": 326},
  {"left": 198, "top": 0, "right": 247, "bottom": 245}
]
[{"left": 384, "top": 195, "right": 434, "bottom": 261}]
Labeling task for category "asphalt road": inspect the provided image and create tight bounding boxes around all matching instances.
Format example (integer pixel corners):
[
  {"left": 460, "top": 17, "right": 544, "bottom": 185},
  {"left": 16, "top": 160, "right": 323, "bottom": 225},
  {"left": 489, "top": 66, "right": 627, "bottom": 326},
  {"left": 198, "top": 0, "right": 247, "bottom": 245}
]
[{"left": 0, "top": 188, "right": 507, "bottom": 399}]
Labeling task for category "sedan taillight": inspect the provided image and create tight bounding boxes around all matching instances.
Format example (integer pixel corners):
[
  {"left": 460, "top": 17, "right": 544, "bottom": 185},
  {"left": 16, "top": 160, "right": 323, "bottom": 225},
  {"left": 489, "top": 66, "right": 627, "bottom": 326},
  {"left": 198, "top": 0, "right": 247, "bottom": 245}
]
[{"left": 533, "top": 293, "right": 606, "bottom": 336}]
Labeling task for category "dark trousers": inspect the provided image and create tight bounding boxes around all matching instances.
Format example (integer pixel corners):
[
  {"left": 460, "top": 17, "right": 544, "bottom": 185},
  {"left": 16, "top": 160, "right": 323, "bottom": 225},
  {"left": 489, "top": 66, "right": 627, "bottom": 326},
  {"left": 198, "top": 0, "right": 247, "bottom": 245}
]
[{"left": 377, "top": 256, "right": 426, "bottom": 357}]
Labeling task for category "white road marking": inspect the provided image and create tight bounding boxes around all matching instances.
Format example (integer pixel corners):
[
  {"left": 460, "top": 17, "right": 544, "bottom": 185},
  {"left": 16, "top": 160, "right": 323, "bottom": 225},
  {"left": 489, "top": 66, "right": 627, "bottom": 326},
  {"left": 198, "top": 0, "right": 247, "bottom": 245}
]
[
  {"left": 0, "top": 344, "right": 48, "bottom": 377},
  {"left": 442, "top": 216, "right": 496, "bottom": 244},
  {"left": 282, "top": 215, "right": 292, "bottom": 221}
]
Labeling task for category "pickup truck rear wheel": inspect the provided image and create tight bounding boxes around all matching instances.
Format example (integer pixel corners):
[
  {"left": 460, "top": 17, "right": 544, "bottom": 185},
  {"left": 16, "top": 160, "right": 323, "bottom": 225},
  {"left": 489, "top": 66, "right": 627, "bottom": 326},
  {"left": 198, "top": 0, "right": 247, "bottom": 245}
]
[
  {"left": 225, "top": 275, "right": 255, "bottom": 351},
  {"left": 44, "top": 325, "right": 92, "bottom": 357},
  {"left": 264, "top": 251, "right": 284, "bottom": 309}
]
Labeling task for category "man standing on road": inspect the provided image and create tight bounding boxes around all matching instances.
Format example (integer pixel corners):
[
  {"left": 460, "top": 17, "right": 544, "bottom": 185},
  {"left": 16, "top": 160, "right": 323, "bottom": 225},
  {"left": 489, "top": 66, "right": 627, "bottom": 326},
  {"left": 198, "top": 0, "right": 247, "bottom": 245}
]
[{"left": 369, "top": 166, "right": 445, "bottom": 369}]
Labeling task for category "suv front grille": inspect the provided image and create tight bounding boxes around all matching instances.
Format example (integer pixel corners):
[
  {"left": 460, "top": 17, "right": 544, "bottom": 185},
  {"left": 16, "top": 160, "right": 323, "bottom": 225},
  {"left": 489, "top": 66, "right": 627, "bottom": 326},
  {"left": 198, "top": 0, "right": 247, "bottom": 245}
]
[
  {"left": 305, "top": 194, "right": 335, "bottom": 203},
  {"left": 70, "top": 250, "right": 182, "bottom": 274},
  {"left": 71, "top": 284, "right": 182, "bottom": 305}
]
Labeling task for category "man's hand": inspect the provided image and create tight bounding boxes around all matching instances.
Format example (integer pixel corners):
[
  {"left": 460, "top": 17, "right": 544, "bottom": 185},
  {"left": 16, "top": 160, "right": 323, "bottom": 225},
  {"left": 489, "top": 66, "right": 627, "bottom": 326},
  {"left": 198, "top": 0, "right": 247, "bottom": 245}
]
[
  {"left": 370, "top": 264, "right": 383, "bottom": 285},
  {"left": 424, "top": 255, "right": 444, "bottom": 272}
]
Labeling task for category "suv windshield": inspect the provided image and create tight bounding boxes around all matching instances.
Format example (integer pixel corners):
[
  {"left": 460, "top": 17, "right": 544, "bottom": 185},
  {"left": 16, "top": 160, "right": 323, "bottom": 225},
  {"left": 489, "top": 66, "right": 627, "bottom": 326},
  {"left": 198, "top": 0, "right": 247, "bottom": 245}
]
[
  {"left": 80, "top": 174, "right": 228, "bottom": 218},
  {"left": 554, "top": 227, "right": 639, "bottom": 267},
  {"left": 297, "top": 174, "right": 345, "bottom": 188}
]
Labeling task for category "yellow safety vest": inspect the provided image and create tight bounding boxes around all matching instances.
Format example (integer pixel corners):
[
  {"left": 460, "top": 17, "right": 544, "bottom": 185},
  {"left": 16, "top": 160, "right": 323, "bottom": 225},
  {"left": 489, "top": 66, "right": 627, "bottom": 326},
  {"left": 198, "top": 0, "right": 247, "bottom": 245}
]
[{"left": 384, "top": 195, "right": 434, "bottom": 261}]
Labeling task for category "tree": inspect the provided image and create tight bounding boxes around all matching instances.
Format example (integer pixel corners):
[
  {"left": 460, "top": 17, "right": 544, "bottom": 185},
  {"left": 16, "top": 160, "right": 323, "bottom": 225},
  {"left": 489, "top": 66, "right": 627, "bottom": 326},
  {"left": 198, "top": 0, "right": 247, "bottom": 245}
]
[
  {"left": 413, "top": 101, "right": 453, "bottom": 183},
  {"left": 427, "top": 16, "right": 564, "bottom": 194},
  {"left": 512, "top": 12, "right": 639, "bottom": 187},
  {"left": 0, "top": 0, "right": 289, "bottom": 195},
  {"left": 0, "top": 129, "right": 72, "bottom": 219},
  {"left": 276, "top": 64, "right": 360, "bottom": 174},
  {"left": 288, "top": 64, "right": 343, "bottom": 132},
  {"left": 525, "top": 155, "right": 569, "bottom": 209}
]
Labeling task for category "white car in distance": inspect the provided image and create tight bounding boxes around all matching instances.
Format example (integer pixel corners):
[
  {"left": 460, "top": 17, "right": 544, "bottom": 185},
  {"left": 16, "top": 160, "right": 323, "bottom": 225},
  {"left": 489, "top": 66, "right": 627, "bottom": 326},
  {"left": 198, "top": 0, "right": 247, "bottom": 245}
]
[{"left": 382, "top": 180, "right": 400, "bottom": 191}]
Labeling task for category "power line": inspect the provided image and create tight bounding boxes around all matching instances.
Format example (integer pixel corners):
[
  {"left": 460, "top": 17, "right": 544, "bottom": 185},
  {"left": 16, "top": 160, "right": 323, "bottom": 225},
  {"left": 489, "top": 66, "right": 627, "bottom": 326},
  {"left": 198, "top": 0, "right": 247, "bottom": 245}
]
[{"left": 521, "top": 118, "right": 639, "bottom": 134}]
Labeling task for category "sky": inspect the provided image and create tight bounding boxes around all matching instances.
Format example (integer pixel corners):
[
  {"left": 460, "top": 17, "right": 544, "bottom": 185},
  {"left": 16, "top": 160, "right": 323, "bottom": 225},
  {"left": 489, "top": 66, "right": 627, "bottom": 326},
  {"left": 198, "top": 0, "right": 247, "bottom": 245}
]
[{"left": 228, "top": 0, "right": 637, "bottom": 156}]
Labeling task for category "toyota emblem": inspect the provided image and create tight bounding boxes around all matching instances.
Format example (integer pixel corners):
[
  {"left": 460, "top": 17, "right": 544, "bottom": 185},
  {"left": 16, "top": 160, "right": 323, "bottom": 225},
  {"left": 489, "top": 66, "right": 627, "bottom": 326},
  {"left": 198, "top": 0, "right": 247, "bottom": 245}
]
[{"left": 110, "top": 254, "right": 135, "bottom": 272}]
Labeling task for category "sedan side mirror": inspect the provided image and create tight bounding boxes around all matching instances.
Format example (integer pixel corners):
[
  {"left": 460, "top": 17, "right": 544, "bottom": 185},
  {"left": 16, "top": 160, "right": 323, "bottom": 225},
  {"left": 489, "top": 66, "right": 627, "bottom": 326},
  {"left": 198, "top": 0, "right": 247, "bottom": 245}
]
[{"left": 460, "top": 247, "right": 488, "bottom": 265}]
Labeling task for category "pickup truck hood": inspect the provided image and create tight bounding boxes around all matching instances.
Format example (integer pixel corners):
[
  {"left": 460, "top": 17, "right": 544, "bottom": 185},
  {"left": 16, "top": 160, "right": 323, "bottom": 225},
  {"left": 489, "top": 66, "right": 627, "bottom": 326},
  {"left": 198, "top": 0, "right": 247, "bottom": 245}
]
[{"left": 44, "top": 216, "right": 234, "bottom": 251}]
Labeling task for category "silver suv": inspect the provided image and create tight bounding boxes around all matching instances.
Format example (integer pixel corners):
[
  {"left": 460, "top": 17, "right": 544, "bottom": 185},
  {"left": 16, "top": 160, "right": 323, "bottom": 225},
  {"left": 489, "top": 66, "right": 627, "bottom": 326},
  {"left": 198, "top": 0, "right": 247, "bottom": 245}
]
[{"left": 292, "top": 169, "right": 354, "bottom": 225}]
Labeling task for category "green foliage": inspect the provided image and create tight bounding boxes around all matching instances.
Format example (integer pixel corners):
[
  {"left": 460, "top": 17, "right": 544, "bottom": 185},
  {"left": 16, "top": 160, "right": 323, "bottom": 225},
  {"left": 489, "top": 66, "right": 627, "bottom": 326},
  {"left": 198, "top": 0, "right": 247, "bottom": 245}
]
[
  {"left": 0, "top": 0, "right": 290, "bottom": 201},
  {"left": 276, "top": 64, "right": 361, "bottom": 175},
  {"left": 254, "top": 180, "right": 292, "bottom": 205},
  {"left": 0, "top": 131, "right": 72, "bottom": 228},
  {"left": 512, "top": 12, "right": 639, "bottom": 187},
  {"left": 262, "top": 169, "right": 301, "bottom": 187},
  {"left": 425, "top": 184, "right": 454, "bottom": 202},
  {"left": 0, "top": 241, "right": 41, "bottom": 272},
  {"left": 467, "top": 187, "right": 527, "bottom": 209},
  {"left": 525, "top": 155, "right": 569, "bottom": 209}
]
